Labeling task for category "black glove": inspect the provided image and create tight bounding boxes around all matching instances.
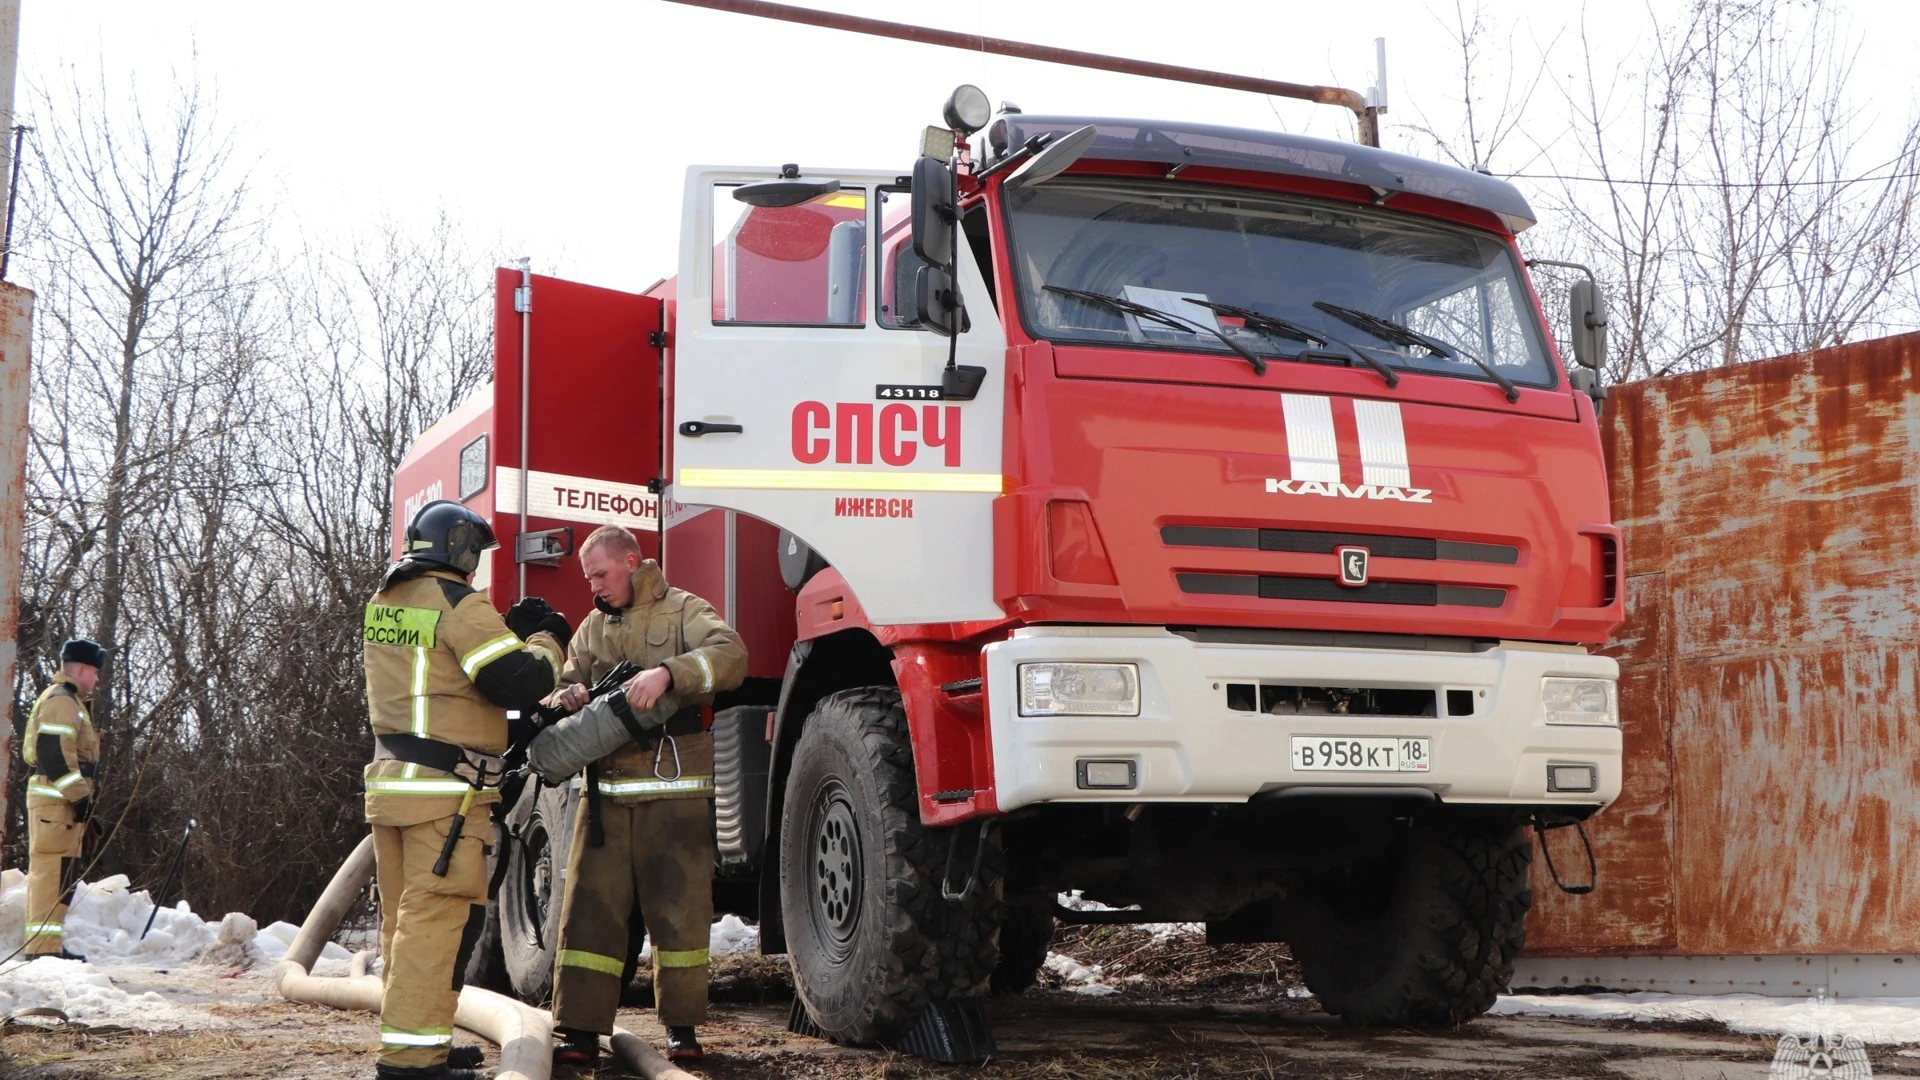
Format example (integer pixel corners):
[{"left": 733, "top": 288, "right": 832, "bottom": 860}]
[
  {"left": 506, "top": 597, "right": 557, "bottom": 642},
  {"left": 506, "top": 710, "right": 537, "bottom": 748},
  {"left": 537, "top": 610, "right": 573, "bottom": 646}
]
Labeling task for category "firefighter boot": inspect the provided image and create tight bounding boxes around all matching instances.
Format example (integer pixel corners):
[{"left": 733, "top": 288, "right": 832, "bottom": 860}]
[
  {"left": 666, "top": 1026, "right": 702, "bottom": 1063},
  {"left": 373, "top": 1064, "right": 482, "bottom": 1080},
  {"left": 445, "top": 1046, "right": 484, "bottom": 1070},
  {"left": 551, "top": 1027, "right": 600, "bottom": 1067}
]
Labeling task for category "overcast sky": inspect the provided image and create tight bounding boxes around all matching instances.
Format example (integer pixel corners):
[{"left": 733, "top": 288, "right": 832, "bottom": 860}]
[{"left": 19, "top": 1, "right": 1920, "bottom": 294}]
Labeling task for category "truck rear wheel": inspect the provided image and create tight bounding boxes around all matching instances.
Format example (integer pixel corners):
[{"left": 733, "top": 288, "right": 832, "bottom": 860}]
[
  {"left": 501, "top": 782, "right": 577, "bottom": 1003},
  {"left": 779, "top": 687, "right": 1002, "bottom": 1044},
  {"left": 1286, "top": 817, "right": 1531, "bottom": 1027}
]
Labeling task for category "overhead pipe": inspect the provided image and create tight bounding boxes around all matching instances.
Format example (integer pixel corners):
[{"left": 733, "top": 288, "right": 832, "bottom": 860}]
[
  {"left": 654, "top": 0, "right": 1381, "bottom": 145},
  {"left": 276, "top": 836, "right": 693, "bottom": 1080}
]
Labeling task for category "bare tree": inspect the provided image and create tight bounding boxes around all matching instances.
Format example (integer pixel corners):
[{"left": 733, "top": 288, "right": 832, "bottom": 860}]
[{"left": 1551, "top": 0, "right": 1920, "bottom": 381}]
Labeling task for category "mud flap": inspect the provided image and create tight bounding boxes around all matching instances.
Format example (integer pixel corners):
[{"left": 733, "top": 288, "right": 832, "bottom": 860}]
[{"left": 787, "top": 997, "right": 995, "bottom": 1064}]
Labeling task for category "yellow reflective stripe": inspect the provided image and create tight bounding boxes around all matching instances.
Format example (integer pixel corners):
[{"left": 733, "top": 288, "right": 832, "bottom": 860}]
[
  {"left": 410, "top": 646, "right": 430, "bottom": 737},
  {"left": 677, "top": 467, "right": 1003, "bottom": 493},
  {"left": 36, "top": 724, "right": 74, "bottom": 736},
  {"left": 365, "top": 778, "right": 492, "bottom": 796},
  {"left": 52, "top": 772, "right": 84, "bottom": 790},
  {"left": 557, "top": 949, "right": 626, "bottom": 976},
  {"left": 380, "top": 1026, "right": 454, "bottom": 1046},
  {"left": 596, "top": 775, "right": 715, "bottom": 797},
  {"left": 461, "top": 633, "right": 524, "bottom": 678},
  {"left": 24, "top": 923, "right": 63, "bottom": 936},
  {"left": 27, "top": 784, "right": 63, "bottom": 799},
  {"left": 655, "top": 947, "right": 709, "bottom": 969},
  {"left": 692, "top": 652, "right": 714, "bottom": 694}
]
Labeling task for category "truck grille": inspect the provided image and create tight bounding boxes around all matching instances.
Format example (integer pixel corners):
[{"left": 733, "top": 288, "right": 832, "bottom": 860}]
[
  {"left": 1162, "top": 525, "right": 1519, "bottom": 565},
  {"left": 1177, "top": 572, "right": 1506, "bottom": 609}
]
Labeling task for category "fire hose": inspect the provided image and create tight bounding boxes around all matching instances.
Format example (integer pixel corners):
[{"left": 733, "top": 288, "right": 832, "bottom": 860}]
[{"left": 273, "top": 835, "right": 696, "bottom": 1080}]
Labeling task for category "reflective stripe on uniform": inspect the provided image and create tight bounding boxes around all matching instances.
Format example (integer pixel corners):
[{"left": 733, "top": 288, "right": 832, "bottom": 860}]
[
  {"left": 24, "top": 922, "right": 63, "bottom": 936},
  {"left": 692, "top": 652, "right": 714, "bottom": 694},
  {"left": 409, "top": 646, "right": 430, "bottom": 737},
  {"left": 655, "top": 947, "right": 709, "bottom": 968},
  {"left": 460, "top": 633, "right": 524, "bottom": 678},
  {"left": 596, "top": 775, "right": 715, "bottom": 797},
  {"left": 27, "top": 784, "right": 63, "bottom": 799},
  {"left": 557, "top": 949, "right": 626, "bottom": 976},
  {"left": 380, "top": 1026, "right": 454, "bottom": 1047},
  {"left": 365, "top": 777, "right": 493, "bottom": 796},
  {"left": 36, "top": 723, "right": 74, "bottom": 737},
  {"left": 53, "top": 772, "right": 84, "bottom": 790}
]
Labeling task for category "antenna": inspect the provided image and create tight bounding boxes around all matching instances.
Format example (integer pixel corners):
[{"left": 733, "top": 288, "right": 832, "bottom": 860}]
[{"left": 1367, "top": 38, "right": 1389, "bottom": 113}]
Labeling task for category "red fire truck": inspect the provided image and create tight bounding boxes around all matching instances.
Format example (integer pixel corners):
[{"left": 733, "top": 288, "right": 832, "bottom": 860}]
[{"left": 393, "top": 88, "right": 1623, "bottom": 1047}]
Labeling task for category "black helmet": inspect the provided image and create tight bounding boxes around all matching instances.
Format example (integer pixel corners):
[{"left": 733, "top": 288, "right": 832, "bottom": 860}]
[
  {"left": 59, "top": 638, "right": 106, "bottom": 669},
  {"left": 400, "top": 500, "right": 497, "bottom": 577}
]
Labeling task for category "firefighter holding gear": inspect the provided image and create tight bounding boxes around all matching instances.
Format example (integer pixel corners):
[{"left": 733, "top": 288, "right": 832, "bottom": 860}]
[
  {"left": 21, "top": 638, "right": 105, "bottom": 960},
  {"left": 546, "top": 525, "right": 746, "bottom": 1067},
  {"left": 363, "top": 500, "right": 569, "bottom": 1080}
]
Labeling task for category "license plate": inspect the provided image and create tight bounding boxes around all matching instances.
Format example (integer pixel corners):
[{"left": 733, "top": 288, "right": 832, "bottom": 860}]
[{"left": 1291, "top": 736, "right": 1432, "bottom": 773}]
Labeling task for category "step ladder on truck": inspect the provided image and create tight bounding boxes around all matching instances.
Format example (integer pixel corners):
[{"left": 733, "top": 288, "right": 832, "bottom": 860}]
[{"left": 392, "top": 78, "right": 1624, "bottom": 1061}]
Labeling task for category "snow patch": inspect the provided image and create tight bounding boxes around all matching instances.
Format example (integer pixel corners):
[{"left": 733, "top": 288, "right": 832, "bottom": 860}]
[
  {"left": 1054, "top": 891, "right": 1200, "bottom": 942},
  {"left": 635, "top": 914, "right": 760, "bottom": 963},
  {"left": 1495, "top": 992, "right": 1920, "bottom": 1045},
  {"left": 1044, "top": 952, "right": 1119, "bottom": 996}
]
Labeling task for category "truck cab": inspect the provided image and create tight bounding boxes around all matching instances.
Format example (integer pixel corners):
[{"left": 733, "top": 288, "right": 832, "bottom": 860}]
[{"left": 395, "top": 97, "right": 1623, "bottom": 1044}]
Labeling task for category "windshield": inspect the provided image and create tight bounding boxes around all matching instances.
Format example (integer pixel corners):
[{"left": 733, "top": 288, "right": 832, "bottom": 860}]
[{"left": 1004, "top": 179, "right": 1557, "bottom": 389}]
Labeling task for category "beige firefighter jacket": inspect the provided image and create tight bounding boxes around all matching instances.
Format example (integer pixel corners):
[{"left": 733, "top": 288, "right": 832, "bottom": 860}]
[
  {"left": 558, "top": 561, "right": 746, "bottom": 801},
  {"left": 363, "top": 566, "right": 563, "bottom": 826},
  {"left": 23, "top": 675, "right": 99, "bottom": 808}
]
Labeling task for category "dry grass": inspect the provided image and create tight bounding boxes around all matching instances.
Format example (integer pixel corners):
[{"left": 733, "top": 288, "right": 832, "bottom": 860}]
[{"left": 1039, "top": 925, "right": 1308, "bottom": 1004}]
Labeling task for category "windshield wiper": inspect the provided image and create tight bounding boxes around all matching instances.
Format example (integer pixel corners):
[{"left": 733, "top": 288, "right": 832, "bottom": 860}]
[
  {"left": 1182, "top": 299, "right": 1399, "bottom": 390},
  {"left": 1312, "top": 301, "right": 1520, "bottom": 403},
  {"left": 1043, "top": 285, "right": 1267, "bottom": 375}
]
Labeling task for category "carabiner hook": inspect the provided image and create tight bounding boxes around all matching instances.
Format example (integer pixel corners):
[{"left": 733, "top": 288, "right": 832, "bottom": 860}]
[{"left": 653, "top": 734, "right": 683, "bottom": 782}]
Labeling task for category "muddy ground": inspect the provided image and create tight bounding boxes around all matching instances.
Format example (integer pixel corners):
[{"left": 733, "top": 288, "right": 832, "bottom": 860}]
[{"left": 1, "top": 927, "right": 1912, "bottom": 1079}]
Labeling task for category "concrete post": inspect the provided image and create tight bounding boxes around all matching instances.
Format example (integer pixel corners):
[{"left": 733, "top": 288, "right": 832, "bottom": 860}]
[{"left": 0, "top": 0, "right": 31, "bottom": 847}]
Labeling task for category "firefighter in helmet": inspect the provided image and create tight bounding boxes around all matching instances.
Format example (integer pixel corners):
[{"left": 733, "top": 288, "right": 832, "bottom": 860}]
[
  {"left": 20, "top": 638, "right": 105, "bottom": 959},
  {"left": 543, "top": 525, "right": 746, "bottom": 1067},
  {"left": 362, "top": 500, "right": 570, "bottom": 1080}
]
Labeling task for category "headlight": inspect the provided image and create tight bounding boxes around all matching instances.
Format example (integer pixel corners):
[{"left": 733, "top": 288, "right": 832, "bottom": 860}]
[
  {"left": 1541, "top": 677, "right": 1617, "bottom": 726},
  {"left": 1019, "top": 663, "right": 1140, "bottom": 717}
]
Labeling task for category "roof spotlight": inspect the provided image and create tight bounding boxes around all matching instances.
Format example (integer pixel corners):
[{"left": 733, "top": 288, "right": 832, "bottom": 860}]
[{"left": 943, "top": 84, "right": 992, "bottom": 135}]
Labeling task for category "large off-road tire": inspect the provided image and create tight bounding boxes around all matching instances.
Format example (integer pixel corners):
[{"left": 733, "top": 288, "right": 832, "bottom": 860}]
[
  {"left": 1286, "top": 817, "right": 1532, "bottom": 1027},
  {"left": 501, "top": 782, "right": 578, "bottom": 1004},
  {"left": 779, "top": 687, "right": 1002, "bottom": 1045},
  {"left": 990, "top": 895, "right": 1054, "bottom": 996}
]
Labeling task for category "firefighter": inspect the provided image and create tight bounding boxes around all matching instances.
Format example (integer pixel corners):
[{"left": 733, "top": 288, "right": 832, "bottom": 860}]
[
  {"left": 546, "top": 525, "right": 745, "bottom": 1067},
  {"left": 21, "top": 638, "right": 105, "bottom": 960},
  {"left": 363, "top": 500, "right": 570, "bottom": 1080}
]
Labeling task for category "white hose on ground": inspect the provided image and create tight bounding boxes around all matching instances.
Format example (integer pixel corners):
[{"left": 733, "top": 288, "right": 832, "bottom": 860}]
[
  {"left": 274, "top": 832, "right": 694, "bottom": 1080},
  {"left": 608, "top": 1029, "right": 701, "bottom": 1080}
]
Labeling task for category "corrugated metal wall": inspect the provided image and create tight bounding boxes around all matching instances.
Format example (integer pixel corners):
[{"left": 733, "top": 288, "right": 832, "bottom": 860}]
[{"left": 1527, "top": 331, "right": 1920, "bottom": 955}]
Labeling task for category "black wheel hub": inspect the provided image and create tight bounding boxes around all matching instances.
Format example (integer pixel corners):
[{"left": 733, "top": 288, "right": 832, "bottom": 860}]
[{"left": 810, "top": 784, "right": 863, "bottom": 954}]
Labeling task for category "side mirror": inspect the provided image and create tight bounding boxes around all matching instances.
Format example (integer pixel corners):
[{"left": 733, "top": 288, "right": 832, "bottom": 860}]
[
  {"left": 733, "top": 174, "right": 841, "bottom": 208},
  {"left": 1005, "top": 124, "right": 1098, "bottom": 189},
  {"left": 825, "top": 219, "right": 867, "bottom": 325},
  {"left": 914, "top": 263, "right": 965, "bottom": 338},
  {"left": 1569, "top": 280, "right": 1608, "bottom": 370},
  {"left": 910, "top": 155, "right": 955, "bottom": 267}
]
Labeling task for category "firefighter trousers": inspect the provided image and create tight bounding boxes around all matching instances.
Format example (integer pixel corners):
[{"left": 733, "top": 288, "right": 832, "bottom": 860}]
[
  {"left": 552, "top": 795, "right": 713, "bottom": 1033},
  {"left": 371, "top": 815, "right": 489, "bottom": 1070},
  {"left": 24, "top": 800, "right": 82, "bottom": 956}
]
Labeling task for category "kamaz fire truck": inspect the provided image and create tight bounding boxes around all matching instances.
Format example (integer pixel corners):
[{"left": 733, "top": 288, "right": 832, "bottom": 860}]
[{"left": 393, "top": 85, "right": 1623, "bottom": 1046}]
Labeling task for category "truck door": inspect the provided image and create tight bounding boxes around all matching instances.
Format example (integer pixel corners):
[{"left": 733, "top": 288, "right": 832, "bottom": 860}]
[{"left": 668, "top": 166, "right": 1006, "bottom": 625}]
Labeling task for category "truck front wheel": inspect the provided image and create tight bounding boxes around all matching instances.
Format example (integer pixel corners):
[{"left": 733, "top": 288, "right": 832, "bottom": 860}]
[
  {"left": 779, "top": 687, "right": 1001, "bottom": 1044},
  {"left": 1286, "top": 816, "right": 1532, "bottom": 1026}
]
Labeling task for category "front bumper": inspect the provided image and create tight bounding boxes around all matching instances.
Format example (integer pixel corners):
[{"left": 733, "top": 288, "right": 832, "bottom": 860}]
[{"left": 981, "top": 627, "right": 1620, "bottom": 813}]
